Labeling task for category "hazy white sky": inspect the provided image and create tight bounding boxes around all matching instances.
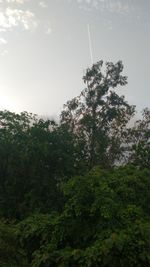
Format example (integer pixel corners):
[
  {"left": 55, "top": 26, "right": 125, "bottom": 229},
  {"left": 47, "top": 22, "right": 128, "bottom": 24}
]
[{"left": 0, "top": 0, "right": 150, "bottom": 117}]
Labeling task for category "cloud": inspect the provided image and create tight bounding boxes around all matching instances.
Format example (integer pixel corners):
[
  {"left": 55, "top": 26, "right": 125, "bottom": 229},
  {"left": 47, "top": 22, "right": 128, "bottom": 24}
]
[
  {"left": 0, "top": 37, "right": 8, "bottom": 56},
  {"left": 5, "top": 0, "right": 27, "bottom": 4},
  {"left": 0, "top": 37, "right": 7, "bottom": 44},
  {"left": 0, "top": 7, "right": 37, "bottom": 32},
  {"left": 44, "top": 20, "right": 52, "bottom": 35},
  {"left": 74, "top": 0, "right": 130, "bottom": 14},
  {"left": 39, "top": 1, "right": 47, "bottom": 8}
]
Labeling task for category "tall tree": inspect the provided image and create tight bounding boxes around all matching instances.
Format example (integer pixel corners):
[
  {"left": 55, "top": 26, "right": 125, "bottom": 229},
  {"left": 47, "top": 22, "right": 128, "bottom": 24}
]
[
  {"left": 61, "top": 60, "right": 135, "bottom": 169},
  {"left": 129, "top": 108, "right": 150, "bottom": 168}
]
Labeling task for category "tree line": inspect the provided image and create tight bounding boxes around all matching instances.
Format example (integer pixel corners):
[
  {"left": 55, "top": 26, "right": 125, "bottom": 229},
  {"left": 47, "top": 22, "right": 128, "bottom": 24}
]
[{"left": 0, "top": 60, "right": 149, "bottom": 266}]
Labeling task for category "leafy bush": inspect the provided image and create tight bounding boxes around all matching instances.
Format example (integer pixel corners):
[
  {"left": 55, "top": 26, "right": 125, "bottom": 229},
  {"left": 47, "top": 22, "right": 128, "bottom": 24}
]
[{"left": 17, "top": 167, "right": 150, "bottom": 267}]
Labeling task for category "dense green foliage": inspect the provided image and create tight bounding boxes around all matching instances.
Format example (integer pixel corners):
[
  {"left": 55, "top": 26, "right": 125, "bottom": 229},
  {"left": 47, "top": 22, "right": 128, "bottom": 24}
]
[{"left": 0, "top": 60, "right": 149, "bottom": 266}]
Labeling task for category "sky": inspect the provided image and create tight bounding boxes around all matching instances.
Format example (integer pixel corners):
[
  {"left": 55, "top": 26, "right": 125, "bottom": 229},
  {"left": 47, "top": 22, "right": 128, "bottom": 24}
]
[{"left": 0, "top": 0, "right": 150, "bottom": 118}]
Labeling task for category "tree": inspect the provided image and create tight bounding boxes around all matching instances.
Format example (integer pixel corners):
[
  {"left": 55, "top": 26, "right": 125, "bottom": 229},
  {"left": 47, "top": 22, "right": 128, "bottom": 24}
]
[
  {"left": 0, "top": 59, "right": 149, "bottom": 267},
  {"left": 0, "top": 111, "right": 75, "bottom": 219},
  {"left": 61, "top": 60, "right": 135, "bottom": 170},
  {"left": 0, "top": 219, "right": 28, "bottom": 267},
  {"left": 129, "top": 108, "right": 150, "bottom": 168},
  {"left": 18, "top": 166, "right": 150, "bottom": 267}
]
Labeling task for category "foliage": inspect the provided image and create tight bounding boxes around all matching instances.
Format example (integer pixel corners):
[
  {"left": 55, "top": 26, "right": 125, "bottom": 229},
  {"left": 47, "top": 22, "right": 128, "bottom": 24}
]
[
  {"left": 129, "top": 108, "right": 150, "bottom": 168},
  {"left": 17, "top": 167, "right": 150, "bottom": 267},
  {"left": 61, "top": 60, "right": 135, "bottom": 169},
  {"left": 0, "top": 111, "right": 75, "bottom": 219},
  {"left": 0, "top": 219, "right": 28, "bottom": 267},
  {"left": 0, "top": 60, "right": 149, "bottom": 266}
]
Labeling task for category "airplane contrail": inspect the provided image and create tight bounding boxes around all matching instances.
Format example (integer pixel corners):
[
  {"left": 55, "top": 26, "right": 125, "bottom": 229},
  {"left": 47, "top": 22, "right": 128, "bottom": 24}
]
[{"left": 87, "top": 23, "right": 93, "bottom": 65}]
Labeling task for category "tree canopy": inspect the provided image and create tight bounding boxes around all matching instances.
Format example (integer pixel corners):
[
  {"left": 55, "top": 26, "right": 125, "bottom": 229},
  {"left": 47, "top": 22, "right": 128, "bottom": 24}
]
[{"left": 0, "top": 60, "right": 149, "bottom": 266}]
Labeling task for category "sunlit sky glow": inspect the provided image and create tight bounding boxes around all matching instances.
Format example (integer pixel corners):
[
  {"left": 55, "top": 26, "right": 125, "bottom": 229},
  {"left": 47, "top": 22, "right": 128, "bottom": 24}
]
[{"left": 0, "top": 0, "right": 150, "bottom": 117}]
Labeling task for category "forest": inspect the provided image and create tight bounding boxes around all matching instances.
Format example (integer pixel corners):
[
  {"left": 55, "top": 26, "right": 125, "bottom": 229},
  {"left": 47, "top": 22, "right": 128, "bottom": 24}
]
[{"left": 0, "top": 60, "right": 150, "bottom": 267}]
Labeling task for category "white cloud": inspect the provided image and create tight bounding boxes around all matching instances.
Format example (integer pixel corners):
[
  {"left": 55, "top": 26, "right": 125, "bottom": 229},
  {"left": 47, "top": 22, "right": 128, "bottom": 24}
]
[
  {"left": 39, "top": 1, "right": 47, "bottom": 8},
  {"left": 75, "top": 0, "right": 130, "bottom": 14},
  {"left": 0, "top": 37, "right": 7, "bottom": 44},
  {"left": 6, "top": 0, "right": 27, "bottom": 4},
  {"left": 0, "top": 0, "right": 27, "bottom": 4},
  {"left": 44, "top": 20, "right": 52, "bottom": 35},
  {"left": 0, "top": 0, "right": 38, "bottom": 33},
  {"left": 0, "top": 7, "right": 37, "bottom": 32}
]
